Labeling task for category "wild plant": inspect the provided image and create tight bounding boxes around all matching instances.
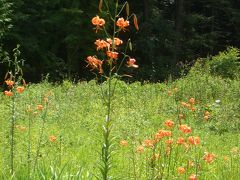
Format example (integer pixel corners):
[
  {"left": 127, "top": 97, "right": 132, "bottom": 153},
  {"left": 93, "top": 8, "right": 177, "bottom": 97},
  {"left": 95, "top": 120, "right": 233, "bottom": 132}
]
[
  {"left": 85, "top": 0, "right": 139, "bottom": 178},
  {"left": 1, "top": 45, "right": 26, "bottom": 175}
]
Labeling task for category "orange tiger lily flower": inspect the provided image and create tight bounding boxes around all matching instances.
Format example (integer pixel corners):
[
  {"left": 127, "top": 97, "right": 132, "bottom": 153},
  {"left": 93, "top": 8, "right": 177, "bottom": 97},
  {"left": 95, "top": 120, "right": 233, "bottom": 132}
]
[
  {"left": 86, "top": 56, "right": 103, "bottom": 74},
  {"left": 127, "top": 58, "right": 138, "bottom": 68},
  {"left": 4, "top": 90, "right": 13, "bottom": 96},
  {"left": 106, "top": 51, "right": 118, "bottom": 60},
  {"left": 5, "top": 80, "right": 14, "bottom": 87},
  {"left": 16, "top": 86, "right": 25, "bottom": 93},
  {"left": 116, "top": 17, "right": 129, "bottom": 31}
]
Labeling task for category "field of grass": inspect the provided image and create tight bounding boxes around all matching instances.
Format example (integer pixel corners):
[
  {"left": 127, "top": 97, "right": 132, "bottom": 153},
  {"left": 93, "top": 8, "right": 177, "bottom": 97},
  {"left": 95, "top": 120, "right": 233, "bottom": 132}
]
[{"left": 0, "top": 72, "right": 240, "bottom": 179}]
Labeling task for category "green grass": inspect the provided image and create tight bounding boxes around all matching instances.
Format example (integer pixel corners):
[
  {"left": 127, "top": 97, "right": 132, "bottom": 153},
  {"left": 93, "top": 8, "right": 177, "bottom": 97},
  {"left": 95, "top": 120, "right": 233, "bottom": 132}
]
[{"left": 0, "top": 73, "right": 239, "bottom": 179}]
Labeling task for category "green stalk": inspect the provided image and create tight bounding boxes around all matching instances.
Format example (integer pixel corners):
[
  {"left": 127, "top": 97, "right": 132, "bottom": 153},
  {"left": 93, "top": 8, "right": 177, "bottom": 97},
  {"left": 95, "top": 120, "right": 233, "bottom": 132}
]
[
  {"left": 10, "top": 86, "right": 16, "bottom": 175},
  {"left": 100, "top": 1, "right": 119, "bottom": 179},
  {"left": 32, "top": 103, "right": 48, "bottom": 176},
  {"left": 27, "top": 112, "right": 32, "bottom": 179}
]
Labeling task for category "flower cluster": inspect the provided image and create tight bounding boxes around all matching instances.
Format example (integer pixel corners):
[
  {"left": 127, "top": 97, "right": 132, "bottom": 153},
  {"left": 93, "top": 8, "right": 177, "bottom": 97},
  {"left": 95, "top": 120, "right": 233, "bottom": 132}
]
[
  {"left": 86, "top": 15, "right": 138, "bottom": 74},
  {"left": 4, "top": 79, "right": 26, "bottom": 96}
]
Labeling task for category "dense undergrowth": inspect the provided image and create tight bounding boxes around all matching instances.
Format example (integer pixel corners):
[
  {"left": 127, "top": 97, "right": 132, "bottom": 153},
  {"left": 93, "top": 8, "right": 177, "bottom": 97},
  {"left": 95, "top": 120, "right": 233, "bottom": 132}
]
[{"left": 0, "top": 70, "right": 239, "bottom": 179}]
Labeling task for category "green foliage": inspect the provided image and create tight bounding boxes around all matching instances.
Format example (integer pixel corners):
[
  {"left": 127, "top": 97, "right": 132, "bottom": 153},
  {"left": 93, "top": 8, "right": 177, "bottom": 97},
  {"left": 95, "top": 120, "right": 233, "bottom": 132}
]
[
  {"left": 0, "top": 77, "right": 240, "bottom": 178},
  {"left": 189, "top": 47, "right": 240, "bottom": 79},
  {"left": 0, "top": 0, "right": 12, "bottom": 39},
  {"left": 207, "top": 47, "right": 240, "bottom": 79}
]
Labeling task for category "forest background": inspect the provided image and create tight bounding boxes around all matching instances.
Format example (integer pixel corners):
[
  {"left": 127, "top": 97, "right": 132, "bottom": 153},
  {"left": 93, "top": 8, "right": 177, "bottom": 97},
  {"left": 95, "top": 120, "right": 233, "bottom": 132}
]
[{"left": 1, "top": 0, "right": 240, "bottom": 82}]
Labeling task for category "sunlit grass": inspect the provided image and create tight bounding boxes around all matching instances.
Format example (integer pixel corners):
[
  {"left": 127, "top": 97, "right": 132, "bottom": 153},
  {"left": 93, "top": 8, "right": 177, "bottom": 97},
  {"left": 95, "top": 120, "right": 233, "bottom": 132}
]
[{"left": 0, "top": 74, "right": 239, "bottom": 179}]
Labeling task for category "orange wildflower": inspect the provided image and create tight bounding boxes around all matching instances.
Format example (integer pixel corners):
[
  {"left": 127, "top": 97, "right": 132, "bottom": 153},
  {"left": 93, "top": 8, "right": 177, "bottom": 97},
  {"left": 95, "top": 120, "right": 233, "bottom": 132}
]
[
  {"left": 106, "top": 51, "right": 118, "bottom": 59},
  {"left": 120, "top": 140, "right": 128, "bottom": 147},
  {"left": 204, "top": 115, "right": 209, "bottom": 121},
  {"left": 191, "top": 107, "right": 196, "bottom": 111},
  {"left": 91, "top": 15, "right": 105, "bottom": 32},
  {"left": 49, "top": 135, "right": 57, "bottom": 142},
  {"left": 136, "top": 145, "right": 144, "bottom": 153},
  {"left": 95, "top": 39, "right": 110, "bottom": 50},
  {"left": 181, "top": 101, "right": 187, "bottom": 107},
  {"left": 155, "top": 129, "right": 172, "bottom": 140},
  {"left": 204, "top": 111, "right": 210, "bottom": 116},
  {"left": 106, "top": 38, "right": 123, "bottom": 46},
  {"left": 127, "top": 58, "right": 138, "bottom": 68},
  {"left": 164, "top": 119, "right": 174, "bottom": 128},
  {"left": 116, "top": 17, "right": 129, "bottom": 31},
  {"left": 16, "top": 86, "right": 25, "bottom": 93},
  {"left": 4, "top": 90, "right": 13, "bottom": 96},
  {"left": 189, "top": 98, "right": 195, "bottom": 105},
  {"left": 223, "top": 156, "right": 229, "bottom": 161},
  {"left": 181, "top": 102, "right": 191, "bottom": 109},
  {"left": 188, "top": 136, "right": 200, "bottom": 145},
  {"left": 5, "top": 79, "right": 14, "bottom": 87},
  {"left": 203, "top": 152, "right": 216, "bottom": 163},
  {"left": 179, "top": 124, "right": 192, "bottom": 134},
  {"left": 177, "top": 137, "right": 185, "bottom": 145},
  {"left": 86, "top": 56, "right": 103, "bottom": 73},
  {"left": 165, "top": 138, "right": 174, "bottom": 146},
  {"left": 177, "top": 167, "right": 186, "bottom": 174},
  {"left": 144, "top": 139, "right": 154, "bottom": 148},
  {"left": 189, "top": 174, "right": 197, "bottom": 180},
  {"left": 37, "top": 105, "right": 44, "bottom": 111}
]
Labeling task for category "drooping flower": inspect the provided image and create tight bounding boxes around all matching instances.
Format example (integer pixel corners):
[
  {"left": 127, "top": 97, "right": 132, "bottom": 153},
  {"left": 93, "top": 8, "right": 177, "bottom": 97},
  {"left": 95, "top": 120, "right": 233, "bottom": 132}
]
[
  {"left": 144, "top": 139, "right": 154, "bottom": 148},
  {"left": 164, "top": 119, "right": 174, "bottom": 128},
  {"left": 4, "top": 90, "right": 13, "bottom": 96},
  {"left": 165, "top": 138, "right": 174, "bottom": 146},
  {"left": 49, "top": 135, "right": 57, "bottom": 142},
  {"left": 106, "top": 38, "right": 123, "bottom": 46},
  {"left": 37, "top": 105, "right": 44, "bottom": 111},
  {"left": 5, "top": 79, "right": 14, "bottom": 87},
  {"left": 155, "top": 129, "right": 172, "bottom": 140},
  {"left": 188, "top": 136, "right": 200, "bottom": 145},
  {"left": 16, "top": 86, "right": 25, "bottom": 93},
  {"left": 179, "top": 124, "right": 192, "bottom": 134},
  {"left": 116, "top": 17, "right": 129, "bottom": 31},
  {"left": 86, "top": 56, "right": 103, "bottom": 74},
  {"left": 204, "top": 115, "right": 209, "bottom": 121},
  {"left": 136, "top": 145, "right": 144, "bottom": 153},
  {"left": 177, "top": 137, "right": 185, "bottom": 145},
  {"left": 127, "top": 58, "right": 138, "bottom": 68},
  {"left": 91, "top": 15, "right": 105, "bottom": 32},
  {"left": 189, "top": 174, "right": 197, "bottom": 180},
  {"left": 120, "top": 140, "right": 128, "bottom": 147},
  {"left": 106, "top": 51, "right": 118, "bottom": 60},
  {"left": 204, "top": 111, "right": 210, "bottom": 116},
  {"left": 203, "top": 152, "right": 216, "bottom": 163},
  {"left": 95, "top": 39, "right": 110, "bottom": 51},
  {"left": 92, "top": 15, "right": 105, "bottom": 26},
  {"left": 177, "top": 167, "right": 186, "bottom": 174}
]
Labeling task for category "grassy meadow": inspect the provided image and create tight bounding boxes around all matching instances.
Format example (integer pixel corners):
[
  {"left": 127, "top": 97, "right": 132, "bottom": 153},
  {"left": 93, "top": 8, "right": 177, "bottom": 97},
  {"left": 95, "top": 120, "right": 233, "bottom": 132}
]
[{"left": 0, "top": 70, "right": 239, "bottom": 179}]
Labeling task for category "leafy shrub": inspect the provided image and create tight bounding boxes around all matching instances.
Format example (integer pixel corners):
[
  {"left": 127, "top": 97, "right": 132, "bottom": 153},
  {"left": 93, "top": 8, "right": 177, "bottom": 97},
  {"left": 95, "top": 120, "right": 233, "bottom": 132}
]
[
  {"left": 189, "top": 47, "right": 240, "bottom": 79},
  {"left": 207, "top": 47, "right": 240, "bottom": 79}
]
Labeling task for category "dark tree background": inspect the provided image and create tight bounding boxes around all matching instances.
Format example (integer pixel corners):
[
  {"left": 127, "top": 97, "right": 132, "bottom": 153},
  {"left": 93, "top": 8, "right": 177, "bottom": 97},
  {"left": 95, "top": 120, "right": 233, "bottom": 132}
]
[{"left": 1, "top": 0, "right": 240, "bottom": 82}]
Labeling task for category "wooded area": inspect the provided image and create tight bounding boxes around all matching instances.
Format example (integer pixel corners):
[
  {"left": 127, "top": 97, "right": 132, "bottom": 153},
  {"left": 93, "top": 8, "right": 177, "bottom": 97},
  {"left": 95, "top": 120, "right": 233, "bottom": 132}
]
[{"left": 1, "top": 0, "right": 240, "bottom": 82}]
